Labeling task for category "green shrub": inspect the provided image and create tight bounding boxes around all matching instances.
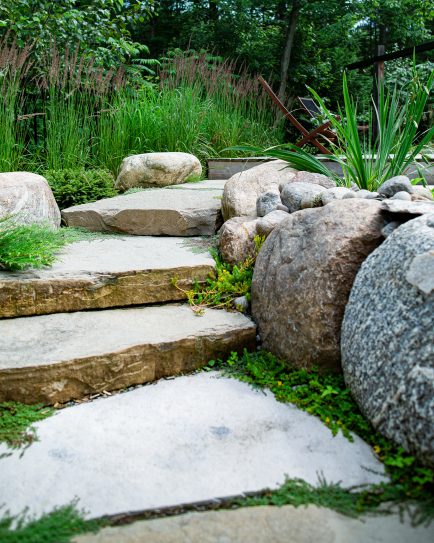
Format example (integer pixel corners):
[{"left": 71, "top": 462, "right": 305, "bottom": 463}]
[
  {"left": 44, "top": 169, "right": 117, "bottom": 209},
  {"left": 0, "top": 218, "right": 69, "bottom": 271}
]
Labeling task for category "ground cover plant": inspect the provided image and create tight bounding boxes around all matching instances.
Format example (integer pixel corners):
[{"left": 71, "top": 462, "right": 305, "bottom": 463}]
[
  {"left": 205, "top": 350, "right": 434, "bottom": 521},
  {"left": 0, "top": 402, "right": 54, "bottom": 449}
]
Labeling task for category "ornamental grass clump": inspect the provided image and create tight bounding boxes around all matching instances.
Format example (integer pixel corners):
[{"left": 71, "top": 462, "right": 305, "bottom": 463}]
[{"left": 238, "top": 66, "right": 433, "bottom": 191}]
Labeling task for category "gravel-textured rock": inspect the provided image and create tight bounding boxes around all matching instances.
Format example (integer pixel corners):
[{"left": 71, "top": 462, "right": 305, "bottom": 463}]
[
  {"left": 218, "top": 216, "right": 259, "bottom": 265},
  {"left": 341, "top": 214, "right": 434, "bottom": 466},
  {"left": 115, "top": 152, "right": 202, "bottom": 190},
  {"left": 281, "top": 182, "right": 325, "bottom": 213},
  {"left": 0, "top": 172, "right": 61, "bottom": 227},
  {"left": 252, "top": 199, "right": 385, "bottom": 371},
  {"left": 222, "top": 160, "right": 296, "bottom": 220},
  {"left": 378, "top": 175, "right": 413, "bottom": 198},
  {"left": 256, "top": 191, "right": 281, "bottom": 217},
  {"left": 321, "top": 187, "right": 356, "bottom": 205},
  {"left": 256, "top": 210, "right": 290, "bottom": 238}
]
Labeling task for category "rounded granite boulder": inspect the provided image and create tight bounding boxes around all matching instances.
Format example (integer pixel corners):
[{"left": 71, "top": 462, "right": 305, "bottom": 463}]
[{"left": 341, "top": 213, "right": 434, "bottom": 466}]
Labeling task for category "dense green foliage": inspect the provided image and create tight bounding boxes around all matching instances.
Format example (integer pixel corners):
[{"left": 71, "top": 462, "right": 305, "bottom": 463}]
[
  {"left": 206, "top": 350, "right": 434, "bottom": 511},
  {"left": 0, "top": 402, "right": 54, "bottom": 449},
  {"left": 0, "top": 219, "right": 70, "bottom": 271},
  {"left": 0, "top": 504, "right": 103, "bottom": 543},
  {"left": 45, "top": 169, "right": 117, "bottom": 209}
]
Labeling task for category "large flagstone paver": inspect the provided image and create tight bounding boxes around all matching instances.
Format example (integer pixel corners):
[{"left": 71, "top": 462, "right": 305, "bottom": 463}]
[
  {"left": 73, "top": 505, "right": 434, "bottom": 543},
  {"left": 0, "top": 236, "right": 215, "bottom": 318},
  {"left": 62, "top": 184, "right": 224, "bottom": 236},
  {"left": 0, "top": 305, "right": 256, "bottom": 404},
  {"left": 0, "top": 373, "right": 386, "bottom": 521}
]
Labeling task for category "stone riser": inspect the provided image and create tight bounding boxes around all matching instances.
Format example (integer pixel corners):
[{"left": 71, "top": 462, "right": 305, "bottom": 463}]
[
  {"left": 0, "top": 305, "right": 256, "bottom": 404},
  {"left": 0, "top": 266, "right": 211, "bottom": 318}
]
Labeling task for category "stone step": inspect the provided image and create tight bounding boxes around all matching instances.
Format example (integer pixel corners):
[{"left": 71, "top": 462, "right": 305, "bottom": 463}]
[
  {"left": 0, "top": 305, "right": 256, "bottom": 404},
  {"left": 0, "top": 236, "right": 215, "bottom": 318},
  {"left": 62, "top": 181, "right": 226, "bottom": 236},
  {"left": 0, "top": 372, "right": 386, "bottom": 522}
]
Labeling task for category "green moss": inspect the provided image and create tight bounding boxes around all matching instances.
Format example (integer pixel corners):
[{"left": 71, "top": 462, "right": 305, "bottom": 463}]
[
  {"left": 0, "top": 402, "right": 54, "bottom": 449},
  {"left": 0, "top": 504, "right": 104, "bottom": 543},
  {"left": 206, "top": 350, "right": 434, "bottom": 518}
]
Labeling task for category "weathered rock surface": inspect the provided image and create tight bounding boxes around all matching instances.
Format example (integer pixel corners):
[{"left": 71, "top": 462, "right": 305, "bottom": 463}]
[
  {"left": 321, "top": 187, "right": 356, "bottom": 205},
  {"left": 381, "top": 199, "right": 434, "bottom": 217},
  {"left": 256, "top": 191, "right": 281, "bottom": 217},
  {"left": 218, "top": 216, "right": 259, "bottom": 265},
  {"left": 0, "top": 305, "right": 256, "bottom": 404},
  {"left": 378, "top": 175, "right": 413, "bottom": 198},
  {"left": 256, "top": 210, "right": 289, "bottom": 238},
  {"left": 411, "top": 185, "right": 433, "bottom": 200},
  {"left": 341, "top": 214, "right": 434, "bottom": 466},
  {"left": 252, "top": 200, "right": 385, "bottom": 371},
  {"left": 222, "top": 160, "right": 296, "bottom": 220},
  {"left": 0, "top": 373, "right": 385, "bottom": 521},
  {"left": 355, "top": 189, "right": 380, "bottom": 199},
  {"left": 0, "top": 236, "right": 215, "bottom": 318},
  {"left": 115, "top": 152, "right": 202, "bottom": 190},
  {"left": 62, "top": 186, "right": 223, "bottom": 236},
  {"left": 390, "top": 191, "right": 412, "bottom": 201},
  {"left": 284, "top": 170, "right": 336, "bottom": 191},
  {"left": 0, "top": 172, "right": 61, "bottom": 227},
  {"left": 74, "top": 505, "right": 434, "bottom": 543},
  {"left": 281, "top": 182, "right": 325, "bottom": 213}
]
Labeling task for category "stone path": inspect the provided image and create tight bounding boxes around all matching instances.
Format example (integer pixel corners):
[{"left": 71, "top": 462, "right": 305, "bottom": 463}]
[
  {"left": 0, "top": 236, "right": 215, "bottom": 317},
  {"left": 62, "top": 182, "right": 224, "bottom": 236},
  {"left": 73, "top": 505, "right": 434, "bottom": 543},
  {"left": 0, "top": 373, "right": 385, "bottom": 521}
]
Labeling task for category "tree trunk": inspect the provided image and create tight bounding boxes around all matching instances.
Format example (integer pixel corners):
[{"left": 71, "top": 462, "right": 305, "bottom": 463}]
[{"left": 278, "top": 0, "right": 301, "bottom": 101}]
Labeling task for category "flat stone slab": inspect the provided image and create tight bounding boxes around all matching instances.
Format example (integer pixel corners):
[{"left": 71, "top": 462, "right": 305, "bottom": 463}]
[
  {"left": 62, "top": 184, "right": 224, "bottom": 236},
  {"left": 381, "top": 199, "right": 434, "bottom": 216},
  {"left": 0, "top": 373, "right": 385, "bottom": 521},
  {"left": 0, "top": 306, "right": 256, "bottom": 404},
  {"left": 74, "top": 505, "right": 434, "bottom": 543},
  {"left": 0, "top": 236, "right": 215, "bottom": 318}
]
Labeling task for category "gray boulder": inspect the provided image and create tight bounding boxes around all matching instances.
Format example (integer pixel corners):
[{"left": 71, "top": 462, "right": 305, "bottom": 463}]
[
  {"left": 116, "top": 152, "right": 202, "bottom": 190},
  {"left": 252, "top": 199, "right": 385, "bottom": 371},
  {"left": 341, "top": 214, "right": 434, "bottom": 466},
  {"left": 281, "top": 182, "right": 325, "bottom": 213},
  {"left": 378, "top": 175, "right": 413, "bottom": 198},
  {"left": 381, "top": 199, "right": 434, "bottom": 217},
  {"left": 321, "top": 187, "right": 356, "bottom": 205},
  {"left": 390, "top": 191, "right": 412, "bottom": 201},
  {"left": 354, "top": 190, "right": 380, "bottom": 200},
  {"left": 0, "top": 172, "right": 61, "bottom": 227},
  {"left": 256, "top": 210, "right": 290, "bottom": 238},
  {"left": 222, "top": 160, "right": 296, "bottom": 220},
  {"left": 256, "top": 191, "right": 281, "bottom": 217}
]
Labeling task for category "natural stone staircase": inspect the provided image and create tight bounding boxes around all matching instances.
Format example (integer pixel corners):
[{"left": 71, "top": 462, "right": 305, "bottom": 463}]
[{"left": 0, "top": 179, "right": 255, "bottom": 405}]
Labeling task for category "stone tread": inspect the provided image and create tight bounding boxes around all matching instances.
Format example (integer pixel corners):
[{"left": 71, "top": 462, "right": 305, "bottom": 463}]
[
  {"left": 0, "top": 373, "right": 385, "bottom": 521},
  {"left": 0, "top": 305, "right": 256, "bottom": 404},
  {"left": 0, "top": 236, "right": 215, "bottom": 318},
  {"left": 61, "top": 182, "right": 225, "bottom": 236}
]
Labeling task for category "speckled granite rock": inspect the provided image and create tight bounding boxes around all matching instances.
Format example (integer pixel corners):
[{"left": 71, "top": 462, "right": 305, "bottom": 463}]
[
  {"left": 321, "top": 187, "right": 356, "bottom": 205},
  {"left": 281, "top": 182, "right": 325, "bottom": 213},
  {"left": 256, "top": 191, "right": 281, "bottom": 217},
  {"left": 252, "top": 199, "right": 385, "bottom": 371},
  {"left": 218, "top": 216, "right": 259, "bottom": 265},
  {"left": 381, "top": 199, "right": 434, "bottom": 217},
  {"left": 341, "top": 214, "right": 434, "bottom": 466}
]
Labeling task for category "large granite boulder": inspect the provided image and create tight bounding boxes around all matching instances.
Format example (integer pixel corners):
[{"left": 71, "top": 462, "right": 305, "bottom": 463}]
[
  {"left": 341, "top": 214, "right": 434, "bottom": 466},
  {"left": 0, "top": 172, "right": 61, "bottom": 227},
  {"left": 116, "top": 152, "right": 202, "bottom": 190},
  {"left": 222, "top": 160, "right": 296, "bottom": 220},
  {"left": 218, "top": 217, "right": 259, "bottom": 265},
  {"left": 252, "top": 199, "right": 385, "bottom": 371}
]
